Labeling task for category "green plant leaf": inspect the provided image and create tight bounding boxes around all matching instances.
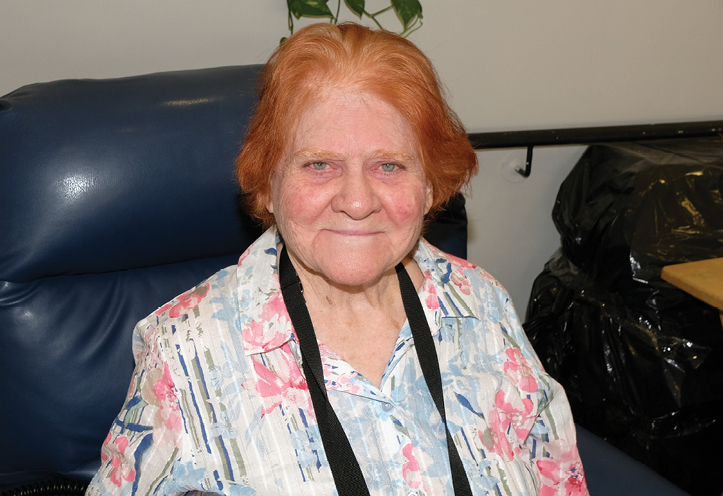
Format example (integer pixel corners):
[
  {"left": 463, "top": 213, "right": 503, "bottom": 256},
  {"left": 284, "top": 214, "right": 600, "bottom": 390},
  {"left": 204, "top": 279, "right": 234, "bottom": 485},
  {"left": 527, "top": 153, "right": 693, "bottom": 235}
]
[
  {"left": 288, "top": 0, "right": 334, "bottom": 19},
  {"left": 345, "top": 0, "right": 365, "bottom": 18},
  {"left": 391, "top": 0, "right": 422, "bottom": 30}
]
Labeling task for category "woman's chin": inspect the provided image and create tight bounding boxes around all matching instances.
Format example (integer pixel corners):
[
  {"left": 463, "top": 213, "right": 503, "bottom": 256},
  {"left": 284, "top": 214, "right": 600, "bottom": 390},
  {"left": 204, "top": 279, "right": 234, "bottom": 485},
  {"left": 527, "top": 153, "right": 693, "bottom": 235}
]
[
  {"left": 312, "top": 256, "right": 398, "bottom": 290},
  {"left": 287, "top": 231, "right": 418, "bottom": 290}
]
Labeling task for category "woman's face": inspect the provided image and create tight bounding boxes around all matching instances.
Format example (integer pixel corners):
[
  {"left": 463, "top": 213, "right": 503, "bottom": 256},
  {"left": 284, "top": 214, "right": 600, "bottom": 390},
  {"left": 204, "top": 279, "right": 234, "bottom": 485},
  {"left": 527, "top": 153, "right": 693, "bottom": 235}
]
[{"left": 267, "top": 88, "right": 433, "bottom": 289}]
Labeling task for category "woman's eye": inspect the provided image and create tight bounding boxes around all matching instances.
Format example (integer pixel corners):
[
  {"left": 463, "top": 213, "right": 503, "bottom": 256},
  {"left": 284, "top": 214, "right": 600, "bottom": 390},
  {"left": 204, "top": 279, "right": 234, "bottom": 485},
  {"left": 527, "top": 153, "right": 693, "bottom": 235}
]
[
  {"left": 311, "top": 161, "right": 328, "bottom": 171},
  {"left": 381, "top": 163, "right": 397, "bottom": 173}
]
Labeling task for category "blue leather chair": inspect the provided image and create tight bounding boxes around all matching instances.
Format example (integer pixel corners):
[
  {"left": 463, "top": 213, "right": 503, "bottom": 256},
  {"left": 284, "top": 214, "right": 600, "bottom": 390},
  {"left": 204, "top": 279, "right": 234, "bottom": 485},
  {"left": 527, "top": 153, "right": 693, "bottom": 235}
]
[{"left": 0, "top": 66, "right": 688, "bottom": 496}]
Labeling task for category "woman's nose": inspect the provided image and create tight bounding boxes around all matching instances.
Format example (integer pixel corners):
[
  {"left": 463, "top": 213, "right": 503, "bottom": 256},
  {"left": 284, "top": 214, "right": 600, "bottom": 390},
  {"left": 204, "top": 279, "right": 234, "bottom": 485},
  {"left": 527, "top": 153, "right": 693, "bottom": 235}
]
[{"left": 331, "top": 169, "right": 382, "bottom": 219}]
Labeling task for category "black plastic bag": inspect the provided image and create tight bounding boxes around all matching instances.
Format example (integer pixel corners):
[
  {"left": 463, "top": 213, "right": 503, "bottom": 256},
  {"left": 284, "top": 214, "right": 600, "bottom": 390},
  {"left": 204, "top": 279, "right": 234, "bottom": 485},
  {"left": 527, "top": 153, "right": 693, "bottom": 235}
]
[{"left": 525, "top": 140, "right": 723, "bottom": 496}]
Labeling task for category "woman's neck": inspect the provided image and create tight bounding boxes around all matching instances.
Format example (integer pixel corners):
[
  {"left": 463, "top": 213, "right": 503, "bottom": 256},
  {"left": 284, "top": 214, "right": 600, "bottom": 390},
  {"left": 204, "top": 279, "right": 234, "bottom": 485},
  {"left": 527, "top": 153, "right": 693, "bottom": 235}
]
[{"left": 288, "top": 253, "right": 425, "bottom": 388}]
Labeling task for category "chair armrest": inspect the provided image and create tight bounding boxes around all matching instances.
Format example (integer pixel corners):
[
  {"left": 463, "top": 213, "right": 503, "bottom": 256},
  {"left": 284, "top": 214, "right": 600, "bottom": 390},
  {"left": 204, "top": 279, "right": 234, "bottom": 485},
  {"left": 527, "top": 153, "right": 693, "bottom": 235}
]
[{"left": 576, "top": 425, "right": 689, "bottom": 496}]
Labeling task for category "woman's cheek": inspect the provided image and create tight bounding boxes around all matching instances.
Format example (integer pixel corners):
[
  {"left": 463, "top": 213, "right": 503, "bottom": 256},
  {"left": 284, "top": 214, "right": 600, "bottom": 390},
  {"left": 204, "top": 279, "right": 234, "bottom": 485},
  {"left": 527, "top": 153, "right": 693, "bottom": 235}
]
[{"left": 391, "top": 191, "right": 428, "bottom": 222}]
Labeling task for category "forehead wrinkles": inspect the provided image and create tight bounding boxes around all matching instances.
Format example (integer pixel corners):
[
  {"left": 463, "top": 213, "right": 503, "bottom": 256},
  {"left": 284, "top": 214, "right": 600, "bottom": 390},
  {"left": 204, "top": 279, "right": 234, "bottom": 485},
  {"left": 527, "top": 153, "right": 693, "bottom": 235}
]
[{"left": 282, "top": 89, "right": 420, "bottom": 165}]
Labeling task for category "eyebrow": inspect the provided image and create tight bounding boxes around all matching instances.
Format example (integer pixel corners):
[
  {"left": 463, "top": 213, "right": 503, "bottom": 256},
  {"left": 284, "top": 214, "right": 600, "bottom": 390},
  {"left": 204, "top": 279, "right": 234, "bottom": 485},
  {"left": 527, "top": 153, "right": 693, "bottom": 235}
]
[
  {"left": 292, "top": 148, "right": 416, "bottom": 162},
  {"left": 292, "top": 149, "right": 344, "bottom": 161}
]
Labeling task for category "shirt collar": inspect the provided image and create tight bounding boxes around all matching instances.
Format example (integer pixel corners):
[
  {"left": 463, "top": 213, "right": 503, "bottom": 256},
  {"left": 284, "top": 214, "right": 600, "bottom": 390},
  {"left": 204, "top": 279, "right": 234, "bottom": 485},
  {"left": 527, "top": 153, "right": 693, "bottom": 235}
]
[
  {"left": 237, "top": 227, "right": 296, "bottom": 356},
  {"left": 414, "top": 238, "right": 484, "bottom": 322}
]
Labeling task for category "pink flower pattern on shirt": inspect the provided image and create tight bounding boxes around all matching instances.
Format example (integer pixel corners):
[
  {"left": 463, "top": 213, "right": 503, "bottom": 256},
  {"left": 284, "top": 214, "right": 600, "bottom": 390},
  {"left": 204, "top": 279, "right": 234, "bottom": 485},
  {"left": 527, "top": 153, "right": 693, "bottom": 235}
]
[
  {"left": 250, "top": 342, "right": 312, "bottom": 417},
  {"left": 494, "top": 389, "right": 535, "bottom": 440},
  {"left": 259, "top": 284, "right": 287, "bottom": 324},
  {"left": 480, "top": 389, "right": 536, "bottom": 462},
  {"left": 402, "top": 443, "right": 423, "bottom": 490},
  {"left": 245, "top": 319, "right": 289, "bottom": 352},
  {"left": 422, "top": 270, "right": 441, "bottom": 310},
  {"left": 166, "top": 283, "right": 210, "bottom": 318},
  {"left": 152, "top": 363, "right": 183, "bottom": 431},
  {"left": 100, "top": 434, "right": 136, "bottom": 487},
  {"left": 537, "top": 440, "right": 587, "bottom": 496},
  {"left": 504, "top": 348, "right": 539, "bottom": 393}
]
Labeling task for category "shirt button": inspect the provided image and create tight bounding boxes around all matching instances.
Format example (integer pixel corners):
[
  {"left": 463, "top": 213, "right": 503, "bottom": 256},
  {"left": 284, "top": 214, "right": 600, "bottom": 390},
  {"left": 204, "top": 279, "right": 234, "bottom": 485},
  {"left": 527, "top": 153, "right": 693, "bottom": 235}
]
[{"left": 381, "top": 402, "right": 393, "bottom": 412}]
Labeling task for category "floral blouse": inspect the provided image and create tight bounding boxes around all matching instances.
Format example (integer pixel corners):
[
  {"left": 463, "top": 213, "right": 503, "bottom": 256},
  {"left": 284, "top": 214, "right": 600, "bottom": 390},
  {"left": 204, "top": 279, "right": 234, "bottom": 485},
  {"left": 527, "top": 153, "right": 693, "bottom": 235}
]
[{"left": 86, "top": 227, "right": 587, "bottom": 496}]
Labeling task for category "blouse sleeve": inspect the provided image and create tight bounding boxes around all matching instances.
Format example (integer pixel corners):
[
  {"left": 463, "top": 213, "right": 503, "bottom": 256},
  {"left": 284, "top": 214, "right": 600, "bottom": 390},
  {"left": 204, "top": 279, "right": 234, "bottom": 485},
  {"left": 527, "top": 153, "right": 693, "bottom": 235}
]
[
  {"left": 499, "top": 286, "right": 589, "bottom": 496},
  {"left": 86, "top": 319, "right": 184, "bottom": 496},
  {"left": 527, "top": 380, "right": 589, "bottom": 496}
]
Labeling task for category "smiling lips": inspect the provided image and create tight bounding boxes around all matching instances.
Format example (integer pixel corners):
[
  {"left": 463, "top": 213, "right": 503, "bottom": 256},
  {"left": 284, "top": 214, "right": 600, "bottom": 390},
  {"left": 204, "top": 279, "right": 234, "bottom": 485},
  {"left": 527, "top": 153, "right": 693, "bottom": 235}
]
[{"left": 325, "top": 229, "right": 383, "bottom": 237}]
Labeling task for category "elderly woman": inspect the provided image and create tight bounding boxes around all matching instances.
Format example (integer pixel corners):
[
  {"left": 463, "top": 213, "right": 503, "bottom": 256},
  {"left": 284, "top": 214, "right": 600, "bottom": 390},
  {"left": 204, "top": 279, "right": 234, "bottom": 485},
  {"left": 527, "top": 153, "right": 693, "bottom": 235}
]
[{"left": 87, "top": 23, "right": 587, "bottom": 496}]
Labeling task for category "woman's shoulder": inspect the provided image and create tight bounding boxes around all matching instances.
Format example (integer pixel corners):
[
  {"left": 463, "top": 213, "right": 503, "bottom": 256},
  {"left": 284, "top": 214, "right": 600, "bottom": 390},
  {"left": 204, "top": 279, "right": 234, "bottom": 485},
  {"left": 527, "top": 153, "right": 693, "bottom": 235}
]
[
  {"left": 131, "top": 264, "right": 240, "bottom": 358},
  {"left": 417, "top": 238, "right": 542, "bottom": 365},
  {"left": 417, "top": 238, "right": 514, "bottom": 315},
  {"left": 135, "top": 228, "right": 280, "bottom": 346},
  {"left": 153, "top": 266, "right": 237, "bottom": 322},
  {"left": 420, "top": 238, "right": 503, "bottom": 280}
]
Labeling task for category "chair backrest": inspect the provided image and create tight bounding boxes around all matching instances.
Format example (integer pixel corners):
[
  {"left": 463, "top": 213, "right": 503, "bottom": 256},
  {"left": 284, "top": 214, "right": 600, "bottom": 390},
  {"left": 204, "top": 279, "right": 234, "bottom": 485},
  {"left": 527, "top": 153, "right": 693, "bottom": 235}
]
[{"left": 0, "top": 66, "right": 468, "bottom": 489}]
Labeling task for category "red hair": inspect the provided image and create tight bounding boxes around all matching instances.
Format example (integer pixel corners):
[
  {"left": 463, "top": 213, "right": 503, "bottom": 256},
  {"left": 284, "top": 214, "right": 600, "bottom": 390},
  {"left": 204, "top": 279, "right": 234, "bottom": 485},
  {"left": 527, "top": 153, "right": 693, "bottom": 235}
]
[{"left": 235, "top": 22, "right": 478, "bottom": 227}]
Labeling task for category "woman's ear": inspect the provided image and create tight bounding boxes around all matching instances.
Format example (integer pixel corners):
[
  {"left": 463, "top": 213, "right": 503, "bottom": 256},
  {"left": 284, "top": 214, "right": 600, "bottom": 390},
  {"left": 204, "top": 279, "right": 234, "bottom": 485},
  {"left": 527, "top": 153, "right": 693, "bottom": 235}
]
[
  {"left": 264, "top": 171, "right": 277, "bottom": 214},
  {"left": 423, "top": 181, "right": 433, "bottom": 215}
]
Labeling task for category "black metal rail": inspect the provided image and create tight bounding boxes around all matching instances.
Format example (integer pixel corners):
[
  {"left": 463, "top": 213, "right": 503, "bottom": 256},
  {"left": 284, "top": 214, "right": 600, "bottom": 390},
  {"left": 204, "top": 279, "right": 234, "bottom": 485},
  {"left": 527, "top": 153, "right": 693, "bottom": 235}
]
[{"left": 468, "top": 120, "right": 723, "bottom": 177}]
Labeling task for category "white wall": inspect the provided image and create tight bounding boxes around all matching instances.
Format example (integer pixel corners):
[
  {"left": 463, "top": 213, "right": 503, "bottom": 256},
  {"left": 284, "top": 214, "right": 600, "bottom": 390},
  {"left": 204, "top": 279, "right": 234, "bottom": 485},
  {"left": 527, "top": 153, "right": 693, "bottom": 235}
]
[{"left": 3, "top": 0, "right": 723, "bottom": 315}]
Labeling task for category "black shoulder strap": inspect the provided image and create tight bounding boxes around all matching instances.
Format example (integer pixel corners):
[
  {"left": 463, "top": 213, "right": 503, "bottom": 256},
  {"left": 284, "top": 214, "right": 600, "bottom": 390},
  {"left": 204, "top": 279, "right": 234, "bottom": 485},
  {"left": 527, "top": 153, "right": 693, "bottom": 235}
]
[
  {"left": 395, "top": 263, "right": 473, "bottom": 496},
  {"left": 279, "top": 246, "right": 472, "bottom": 495},
  {"left": 279, "top": 246, "right": 370, "bottom": 496}
]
